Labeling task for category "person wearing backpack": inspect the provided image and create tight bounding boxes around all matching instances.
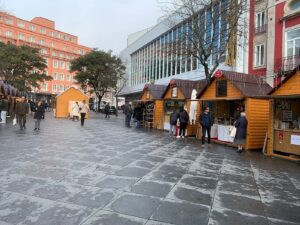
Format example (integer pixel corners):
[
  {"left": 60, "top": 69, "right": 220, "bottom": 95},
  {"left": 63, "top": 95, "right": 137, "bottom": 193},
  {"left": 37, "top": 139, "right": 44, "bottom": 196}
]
[{"left": 178, "top": 108, "right": 189, "bottom": 138}]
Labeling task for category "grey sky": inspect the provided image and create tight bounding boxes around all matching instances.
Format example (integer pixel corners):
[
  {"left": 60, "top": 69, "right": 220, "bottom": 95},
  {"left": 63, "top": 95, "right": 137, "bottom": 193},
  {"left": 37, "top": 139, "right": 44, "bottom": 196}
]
[{"left": 1, "top": 0, "right": 165, "bottom": 54}]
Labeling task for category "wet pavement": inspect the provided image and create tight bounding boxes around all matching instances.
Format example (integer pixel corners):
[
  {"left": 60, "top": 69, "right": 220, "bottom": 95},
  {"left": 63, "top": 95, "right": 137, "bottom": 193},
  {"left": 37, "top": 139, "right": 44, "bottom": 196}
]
[{"left": 0, "top": 112, "right": 299, "bottom": 225}]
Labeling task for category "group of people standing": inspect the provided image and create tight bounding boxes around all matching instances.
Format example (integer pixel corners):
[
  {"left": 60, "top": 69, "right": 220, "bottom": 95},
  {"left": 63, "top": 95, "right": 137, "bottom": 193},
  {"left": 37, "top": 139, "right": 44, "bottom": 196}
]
[
  {"left": 169, "top": 108, "right": 189, "bottom": 138},
  {"left": 123, "top": 103, "right": 143, "bottom": 128},
  {"left": 71, "top": 100, "right": 90, "bottom": 126}
]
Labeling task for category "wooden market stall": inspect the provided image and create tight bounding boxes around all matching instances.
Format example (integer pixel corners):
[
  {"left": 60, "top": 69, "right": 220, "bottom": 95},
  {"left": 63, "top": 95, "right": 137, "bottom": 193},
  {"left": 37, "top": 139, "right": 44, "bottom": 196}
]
[
  {"left": 267, "top": 68, "right": 300, "bottom": 161},
  {"left": 159, "top": 79, "right": 207, "bottom": 135},
  {"left": 136, "top": 84, "right": 166, "bottom": 128},
  {"left": 56, "top": 87, "right": 89, "bottom": 118},
  {"left": 197, "top": 70, "right": 272, "bottom": 150}
]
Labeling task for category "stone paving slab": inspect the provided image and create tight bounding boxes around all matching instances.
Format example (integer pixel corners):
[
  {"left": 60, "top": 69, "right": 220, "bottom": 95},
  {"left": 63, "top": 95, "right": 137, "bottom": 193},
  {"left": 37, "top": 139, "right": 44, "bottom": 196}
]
[{"left": 0, "top": 112, "right": 299, "bottom": 225}]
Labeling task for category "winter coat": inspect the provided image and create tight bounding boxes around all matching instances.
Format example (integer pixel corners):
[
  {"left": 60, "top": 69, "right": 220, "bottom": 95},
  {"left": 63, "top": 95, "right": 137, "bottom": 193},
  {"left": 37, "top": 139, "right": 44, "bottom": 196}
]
[
  {"left": 34, "top": 105, "right": 45, "bottom": 120},
  {"left": 105, "top": 105, "right": 110, "bottom": 114},
  {"left": 133, "top": 106, "right": 143, "bottom": 121},
  {"left": 16, "top": 102, "right": 29, "bottom": 115},
  {"left": 179, "top": 110, "right": 189, "bottom": 124},
  {"left": 124, "top": 105, "right": 133, "bottom": 117},
  {"left": 235, "top": 117, "right": 248, "bottom": 140},
  {"left": 170, "top": 112, "right": 179, "bottom": 125},
  {"left": 199, "top": 112, "right": 213, "bottom": 127}
]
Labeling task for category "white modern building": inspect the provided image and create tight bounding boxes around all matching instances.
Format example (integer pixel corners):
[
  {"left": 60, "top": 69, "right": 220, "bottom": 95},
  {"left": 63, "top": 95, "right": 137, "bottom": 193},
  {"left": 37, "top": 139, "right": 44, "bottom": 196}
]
[{"left": 119, "top": 2, "right": 249, "bottom": 101}]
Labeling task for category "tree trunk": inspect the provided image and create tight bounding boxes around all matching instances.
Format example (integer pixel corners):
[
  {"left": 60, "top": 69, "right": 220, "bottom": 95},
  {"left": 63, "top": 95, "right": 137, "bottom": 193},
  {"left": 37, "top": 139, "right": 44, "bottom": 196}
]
[{"left": 204, "top": 65, "right": 211, "bottom": 85}]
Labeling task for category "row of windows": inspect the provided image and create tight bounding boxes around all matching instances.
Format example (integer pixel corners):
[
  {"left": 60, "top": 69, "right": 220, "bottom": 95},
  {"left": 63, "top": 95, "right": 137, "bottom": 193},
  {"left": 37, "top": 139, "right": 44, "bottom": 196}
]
[
  {"left": 0, "top": 29, "right": 86, "bottom": 55},
  {"left": 52, "top": 60, "right": 71, "bottom": 70},
  {"left": 41, "top": 83, "right": 71, "bottom": 92},
  {"left": 0, "top": 15, "right": 75, "bottom": 43},
  {"left": 130, "top": 0, "right": 228, "bottom": 86},
  {"left": 52, "top": 73, "right": 73, "bottom": 81}
]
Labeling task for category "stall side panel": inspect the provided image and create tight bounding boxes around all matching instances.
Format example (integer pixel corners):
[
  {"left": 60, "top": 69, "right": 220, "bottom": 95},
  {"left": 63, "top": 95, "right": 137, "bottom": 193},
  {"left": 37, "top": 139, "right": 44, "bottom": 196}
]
[
  {"left": 245, "top": 98, "right": 270, "bottom": 150},
  {"left": 154, "top": 100, "right": 164, "bottom": 130},
  {"left": 201, "top": 79, "right": 244, "bottom": 100},
  {"left": 273, "top": 72, "right": 300, "bottom": 96},
  {"left": 196, "top": 101, "right": 203, "bottom": 139},
  {"left": 267, "top": 100, "right": 274, "bottom": 156}
]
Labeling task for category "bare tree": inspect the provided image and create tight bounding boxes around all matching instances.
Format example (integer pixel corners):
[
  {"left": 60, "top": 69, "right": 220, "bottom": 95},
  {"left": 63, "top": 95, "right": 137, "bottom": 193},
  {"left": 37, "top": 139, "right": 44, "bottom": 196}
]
[{"left": 161, "top": 0, "right": 248, "bottom": 84}]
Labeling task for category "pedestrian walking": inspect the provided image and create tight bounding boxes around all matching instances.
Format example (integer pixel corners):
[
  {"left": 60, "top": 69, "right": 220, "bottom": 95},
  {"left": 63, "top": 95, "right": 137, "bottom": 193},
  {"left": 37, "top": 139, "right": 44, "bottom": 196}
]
[
  {"left": 72, "top": 102, "right": 80, "bottom": 121},
  {"left": 178, "top": 108, "right": 189, "bottom": 138},
  {"left": 169, "top": 109, "right": 179, "bottom": 137},
  {"left": 0, "top": 95, "right": 8, "bottom": 124},
  {"left": 105, "top": 103, "right": 110, "bottom": 118},
  {"left": 34, "top": 101, "right": 45, "bottom": 131},
  {"left": 234, "top": 112, "right": 248, "bottom": 153},
  {"left": 16, "top": 96, "right": 29, "bottom": 130},
  {"left": 133, "top": 103, "right": 143, "bottom": 128},
  {"left": 123, "top": 103, "right": 133, "bottom": 127},
  {"left": 199, "top": 106, "right": 213, "bottom": 147},
  {"left": 79, "top": 100, "right": 90, "bottom": 126}
]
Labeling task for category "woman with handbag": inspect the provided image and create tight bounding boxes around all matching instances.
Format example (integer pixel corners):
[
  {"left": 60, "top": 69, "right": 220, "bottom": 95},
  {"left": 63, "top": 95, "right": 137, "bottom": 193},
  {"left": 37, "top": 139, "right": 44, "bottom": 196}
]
[
  {"left": 234, "top": 112, "right": 248, "bottom": 153},
  {"left": 34, "top": 101, "right": 45, "bottom": 131}
]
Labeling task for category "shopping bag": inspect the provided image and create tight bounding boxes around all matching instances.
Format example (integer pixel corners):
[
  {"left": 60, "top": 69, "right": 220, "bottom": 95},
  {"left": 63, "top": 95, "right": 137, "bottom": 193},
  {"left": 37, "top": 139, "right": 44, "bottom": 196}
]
[
  {"left": 13, "top": 116, "right": 17, "bottom": 126},
  {"left": 230, "top": 127, "right": 237, "bottom": 138}
]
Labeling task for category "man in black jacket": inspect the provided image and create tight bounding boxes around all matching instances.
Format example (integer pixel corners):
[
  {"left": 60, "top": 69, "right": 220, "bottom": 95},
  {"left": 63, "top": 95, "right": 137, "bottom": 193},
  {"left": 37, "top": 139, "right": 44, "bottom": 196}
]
[
  {"left": 178, "top": 108, "right": 189, "bottom": 138},
  {"left": 16, "top": 96, "right": 29, "bottom": 130},
  {"left": 199, "top": 106, "right": 213, "bottom": 147},
  {"left": 169, "top": 109, "right": 178, "bottom": 137}
]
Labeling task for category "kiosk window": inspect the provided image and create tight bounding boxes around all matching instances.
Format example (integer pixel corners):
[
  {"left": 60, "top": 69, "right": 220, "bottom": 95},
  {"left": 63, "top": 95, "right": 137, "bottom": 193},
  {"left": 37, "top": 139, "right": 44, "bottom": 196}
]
[{"left": 216, "top": 80, "right": 227, "bottom": 97}]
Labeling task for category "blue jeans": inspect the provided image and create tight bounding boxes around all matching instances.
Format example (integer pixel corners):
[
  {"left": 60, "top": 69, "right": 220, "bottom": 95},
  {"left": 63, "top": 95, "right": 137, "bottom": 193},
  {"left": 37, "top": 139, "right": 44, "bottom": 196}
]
[
  {"left": 125, "top": 115, "right": 131, "bottom": 127},
  {"left": 136, "top": 120, "right": 141, "bottom": 128}
]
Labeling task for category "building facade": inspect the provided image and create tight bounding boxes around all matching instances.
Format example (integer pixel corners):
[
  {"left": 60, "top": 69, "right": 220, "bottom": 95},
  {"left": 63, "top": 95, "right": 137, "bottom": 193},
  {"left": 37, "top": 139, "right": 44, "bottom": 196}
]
[
  {"left": 120, "top": 1, "right": 249, "bottom": 101},
  {"left": 249, "top": 0, "right": 300, "bottom": 85},
  {"left": 0, "top": 12, "right": 91, "bottom": 96}
]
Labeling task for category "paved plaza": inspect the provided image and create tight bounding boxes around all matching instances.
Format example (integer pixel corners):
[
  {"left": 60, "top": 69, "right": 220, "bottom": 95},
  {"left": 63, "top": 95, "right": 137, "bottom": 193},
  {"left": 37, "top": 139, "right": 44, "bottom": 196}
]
[{"left": 0, "top": 112, "right": 299, "bottom": 225}]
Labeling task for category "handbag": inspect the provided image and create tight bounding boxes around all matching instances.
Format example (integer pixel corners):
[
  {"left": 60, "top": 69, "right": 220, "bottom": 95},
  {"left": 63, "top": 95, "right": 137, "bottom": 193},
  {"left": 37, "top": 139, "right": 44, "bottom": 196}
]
[
  {"left": 13, "top": 116, "right": 17, "bottom": 126},
  {"left": 230, "top": 127, "right": 237, "bottom": 138}
]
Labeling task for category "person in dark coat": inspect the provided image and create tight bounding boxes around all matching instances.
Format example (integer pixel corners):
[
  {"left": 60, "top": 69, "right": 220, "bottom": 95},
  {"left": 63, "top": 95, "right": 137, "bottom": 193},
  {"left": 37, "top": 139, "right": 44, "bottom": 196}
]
[
  {"left": 133, "top": 103, "right": 143, "bottom": 128},
  {"left": 105, "top": 103, "right": 110, "bottom": 118},
  {"left": 234, "top": 112, "right": 248, "bottom": 153},
  {"left": 123, "top": 103, "right": 133, "bottom": 127},
  {"left": 178, "top": 108, "right": 189, "bottom": 138},
  {"left": 199, "top": 106, "right": 213, "bottom": 147},
  {"left": 16, "top": 96, "right": 29, "bottom": 130},
  {"left": 169, "top": 109, "right": 179, "bottom": 137},
  {"left": 34, "top": 101, "right": 45, "bottom": 130}
]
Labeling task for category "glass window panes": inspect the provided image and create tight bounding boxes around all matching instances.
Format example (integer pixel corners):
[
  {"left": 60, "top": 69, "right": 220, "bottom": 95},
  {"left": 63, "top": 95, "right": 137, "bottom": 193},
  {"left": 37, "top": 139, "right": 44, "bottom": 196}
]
[
  {"left": 60, "top": 74, "right": 64, "bottom": 80},
  {"left": 52, "top": 84, "right": 57, "bottom": 91},
  {"left": 287, "top": 28, "right": 300, "bottom": 40},
  {"left": 53, "top": 73, "right": 58, "bottom": 80},
  {"left": 5, "top": 30, "right": 12, "bottom": 37},
  {"left": 29, "top": 25, "right": 35, "bottom": 31},
  {"left": 255, "top": 44, "right": 265, "bottom": 67},
  {"left": 6, "top": 17, "right": 13, "bottom": 25},
  {"left": 59, "top": 85, "right": 64, "bottom": 92}
]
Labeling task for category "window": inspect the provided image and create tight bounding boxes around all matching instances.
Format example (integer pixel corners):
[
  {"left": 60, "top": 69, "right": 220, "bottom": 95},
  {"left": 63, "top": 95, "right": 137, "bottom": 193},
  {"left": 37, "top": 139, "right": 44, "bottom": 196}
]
[
  {"left": 286, "top": 28, "right": 300, "bottom": 56},
  {"left": 59, "top": 53, "right": 64, "bottom": 58},
  {"left": 40, "top": 49, "right": 47, "bottom": 54},
  {"left": 39, "top": 39, "right": 45, "bottom": 45},
  {"left": 18, "top": 33, "right": 25, "bottom": 40},
  {"left": 60, "top": 61, "right": 65, "bottom": 69},
  {"left": 254, "top": 44, "right": 265, "bottom": 67},
  {"left": 60, "top": 74, "right": 64, "bottom": 80},
  {"left": 59, "top": 85, "right": 64, "bottom": 92},
  {"left": 69, "top": 37, "right": 74, "bottom": 42},
  {"left": 29, "top": 25, "right": 35, "bottom": 31},
  {"left": 29, "top": 36, "right": 35, "bottom": 42},
  {"left": 52, "top": 51, "right": 56, "bottom": 57},
  {"left": 17, "top": 21, "right": 25, "bottom": 28},
  {"left": 66, "top": 62, "right": 70, "bottom": 70},
  {"left": 66, "top": 74, "right": 71, "bottom": 81},
  {"left": 58, "top": 33, "right": 62, "bottom": 39},
  {"left": 53, "top": 73, "right": 58, "bottom": 80},
  {"left": 52, "top": 84, "right": 57, "bottom": 91},
  {"left": 216, "top": 80, "right": 227, "bottom": 97},
  {"left": 5, "top": 17, "right": 13, "bottom": 25},
  {"left": 50, "top": 42, "right": 54, "bottom": 47},
  {"left": 256, "top": 11, "right": 265, "bottom": 28},
  {"left": 42, "top": 83, "right": 47, "bottom": 91},
  {"left": 5, "top": 30, "right": 12, "bottom": 37},
  {"left": 171, "top": 87, "right": 178, "bottom": 98},
  {"left": 53, "top": 60, "right": 58, "bottom": 68},
  {"left": 51, "top": 32, "right": 55, "bottom": 37},
  {"left": 40, "top": 28, "right": 46, "bottom": 34}
]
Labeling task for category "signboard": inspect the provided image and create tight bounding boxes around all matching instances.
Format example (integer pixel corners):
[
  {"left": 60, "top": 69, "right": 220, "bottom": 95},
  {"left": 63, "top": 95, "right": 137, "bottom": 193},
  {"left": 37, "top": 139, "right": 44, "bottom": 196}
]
[
  {"left": 146, "top": 91, "right": 150, "bottom": 100},
  {"left": 215, "top": 70, "right": 223, "bottom": 78},
  {"left": 291, "top": 135, "right": 300, "bottom": 146},
  {"left": 172, "top": 87, "right": 178, "bottom": 98}
]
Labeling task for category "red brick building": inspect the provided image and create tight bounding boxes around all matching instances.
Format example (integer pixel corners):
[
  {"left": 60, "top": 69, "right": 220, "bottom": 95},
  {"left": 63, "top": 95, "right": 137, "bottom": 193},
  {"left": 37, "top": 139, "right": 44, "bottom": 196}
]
[
  {"left": 249, "top": 0, "right": 300, "bottom": 86},
  {"left": 0, "top": 12, "right": 91, "bottom": 96}
]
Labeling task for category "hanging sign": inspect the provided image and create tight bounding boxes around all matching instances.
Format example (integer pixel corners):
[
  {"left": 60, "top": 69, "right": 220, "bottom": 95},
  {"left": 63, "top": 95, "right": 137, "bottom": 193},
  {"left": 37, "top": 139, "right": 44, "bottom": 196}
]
[
  {"left": 291, "top": 135, "right": 300, "bottom": 146},
  {"left": 215, "top": 70, "right": 223, "bottom": 78}
]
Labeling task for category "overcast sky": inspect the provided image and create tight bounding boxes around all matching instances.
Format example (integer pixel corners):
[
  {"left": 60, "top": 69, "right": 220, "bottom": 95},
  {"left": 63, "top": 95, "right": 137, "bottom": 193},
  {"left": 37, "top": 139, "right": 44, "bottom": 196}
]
[{"left": 1, "top": 0, "right": 165, "bottom": 54}]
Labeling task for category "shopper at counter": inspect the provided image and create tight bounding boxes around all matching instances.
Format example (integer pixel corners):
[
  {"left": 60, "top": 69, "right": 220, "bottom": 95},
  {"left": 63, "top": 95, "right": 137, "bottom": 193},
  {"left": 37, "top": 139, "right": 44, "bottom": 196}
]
[
  {"left": 234, "top": 112, "right": 248, "bottom": 153},
  {"left": 178, "top": 108, "right": 189, "bottom": 138},
  {"left": 200, "top": 107, "right": 213, "bottom": 147},
  {"left": 169, "top": 109, "right": 179, "bottom": 137}
]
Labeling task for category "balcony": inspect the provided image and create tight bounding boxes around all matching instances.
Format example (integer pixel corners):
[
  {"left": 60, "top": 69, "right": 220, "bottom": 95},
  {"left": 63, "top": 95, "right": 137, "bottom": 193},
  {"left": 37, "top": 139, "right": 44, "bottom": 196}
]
[
  {"left": 254, "top": 24, "right": 267, "bottom": 34},
  {"left": 274, "top": 55, "right": 300, "bottom": 73}
]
